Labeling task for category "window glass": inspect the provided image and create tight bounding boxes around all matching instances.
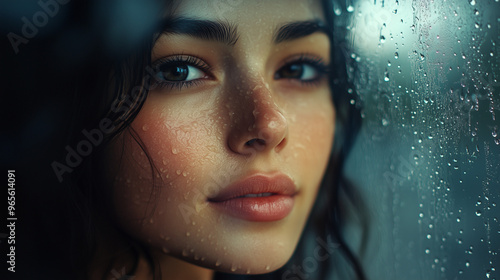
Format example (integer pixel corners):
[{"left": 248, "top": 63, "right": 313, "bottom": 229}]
[{"left": 336, "top": 0, "right": 500, "bottom": 279}]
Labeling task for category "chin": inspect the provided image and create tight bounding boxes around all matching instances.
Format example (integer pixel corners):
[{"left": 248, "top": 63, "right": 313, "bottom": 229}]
[{"left": 182, "top": 243, "right": 294, "bottom": 275}]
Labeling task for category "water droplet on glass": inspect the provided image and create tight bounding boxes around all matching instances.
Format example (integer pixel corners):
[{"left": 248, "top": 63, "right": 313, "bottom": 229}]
[
  {"left": 380, "top": 35, "right": 386, "bottom": 43},
  {"left": 476, "top": 210, "right": 482, "bottom": 216},
  {"left": 394, "top": 52, "right": 399, "bottom": 59},
  {"left": 346, "top": 5, "right": 354, "bottom": 12},
  {"left": 469, "top": 0, "right": 476, "bottom": 5}
]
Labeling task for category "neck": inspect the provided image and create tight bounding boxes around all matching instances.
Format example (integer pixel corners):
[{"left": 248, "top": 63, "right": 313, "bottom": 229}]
[
  {"left": 89, "top": 219, "right": 215, "bottom": 280},
  {"left": 143, "top": 252, "right": 215, "bottom": 280}
]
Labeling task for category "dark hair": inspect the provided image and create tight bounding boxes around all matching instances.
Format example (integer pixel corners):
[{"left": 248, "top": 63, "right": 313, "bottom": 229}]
[{"left": 4, "top": 0, "right": 367, "bottom": 279}]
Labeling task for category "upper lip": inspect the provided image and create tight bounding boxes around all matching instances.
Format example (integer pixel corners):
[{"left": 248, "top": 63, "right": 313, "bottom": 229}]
[{"left": 207, "top": 172, "right": 297, "bottom": 202}]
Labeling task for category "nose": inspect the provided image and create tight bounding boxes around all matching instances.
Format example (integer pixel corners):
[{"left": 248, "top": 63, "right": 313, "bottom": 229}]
[{"left": 227, "top": 80, "right": 288, "bottom": 156}]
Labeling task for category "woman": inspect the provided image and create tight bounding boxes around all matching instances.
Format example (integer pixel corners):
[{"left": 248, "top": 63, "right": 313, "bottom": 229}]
[{"left": 8, "top": 0, "right": 366, "bottom": 279}]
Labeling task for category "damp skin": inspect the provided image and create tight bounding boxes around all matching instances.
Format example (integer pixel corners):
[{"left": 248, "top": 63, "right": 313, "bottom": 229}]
[{"left": 103, "top": 0, "right": 335, "bottom": 278}]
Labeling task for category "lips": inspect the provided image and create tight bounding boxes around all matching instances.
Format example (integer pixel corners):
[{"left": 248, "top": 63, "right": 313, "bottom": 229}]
[{"left": 208, "top": 173, "right": 297, "bottom": 222}]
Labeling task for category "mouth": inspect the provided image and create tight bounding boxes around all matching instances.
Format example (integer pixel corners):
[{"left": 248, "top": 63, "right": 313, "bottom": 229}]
[{"left": 207, "top": 173, "right": 297, "bottom": 222}]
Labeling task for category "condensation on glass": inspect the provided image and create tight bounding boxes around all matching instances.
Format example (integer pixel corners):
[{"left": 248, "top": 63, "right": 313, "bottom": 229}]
[{"left": 333, "top": 0, "right": 500, "bottom": 279}]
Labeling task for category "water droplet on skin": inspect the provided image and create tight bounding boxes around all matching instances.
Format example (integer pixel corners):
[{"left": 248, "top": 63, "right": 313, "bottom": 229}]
[
  {"left": 186, "top": 232, "right": 191, "bottom": 237},
  {"left": 172, "top": 148, "right": 178, "bottom": 155},
  {"left": 194, "top": 254, "right": 200, "bottom": 260},
  {"left": 142, "top": 124, "right": 149, "bottom": 131},
  {"left": 215, "top": 260, "right": 221, "bottom": 267},
  {"left": 162, "top": 247, "right": 170, "bottom": 253},
  {"left": 176, "top": 170, "right": 181, "bottom": 175},
  {"left": 192, "top": 221, "right": 196, "bottom": 226},
  {"left": 231, "top": 264, "right": 237, "bottom": 272},
  {"left": 164, "top": 236, "right": 170, "bottom": 241},
  {"left": 265, "top": 265, "right": 271, "bottom": 271},
  {"left": 126, "top": 179, "right": 131, "bottom": 183},
  {"left": 182, "top": 249, "right": 188, "bottom": 257},
  {"left": 182, "top": 171, "right": 188, "bottom": 177},
  {"left": 149, "top": 218, "right": 154, "bottom": 224},
  {"left": 196, "top": 202, "right": 208, "bottom": 213}
]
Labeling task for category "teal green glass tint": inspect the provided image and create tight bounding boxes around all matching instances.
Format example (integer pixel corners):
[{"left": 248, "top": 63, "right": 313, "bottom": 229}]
[{"left": 334, "top": 0, "right": 500, "bottom": 279}]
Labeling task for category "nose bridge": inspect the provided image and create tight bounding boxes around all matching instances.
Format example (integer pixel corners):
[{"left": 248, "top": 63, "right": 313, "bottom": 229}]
[
  {"left": 248, "top": 81, "right": 285, "bottom": 132},
  {"left": 226, "top": 69, "right": 288, "bottom": 155}
]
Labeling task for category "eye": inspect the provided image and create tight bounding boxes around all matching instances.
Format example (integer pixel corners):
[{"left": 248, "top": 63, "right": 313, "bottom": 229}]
[
  {"left": 150, "top": 55, "right": 212, "bottom": 90},
  {"left": 274, "top": 55, "right": 329, "bottom": 84},
  {"left": 156, "top": 63, "right": 205, "bottom": 82},
  {"left": 276, "top": 63, "right": 320, "bottom": 81}
]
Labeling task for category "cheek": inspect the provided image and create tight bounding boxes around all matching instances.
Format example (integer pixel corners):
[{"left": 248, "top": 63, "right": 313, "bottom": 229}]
[
  {"left": 105, "top": 101, "right": 225, "bottom": 249},
  {"left": 288, "top": 96, "right": 335, "bottom": 169}
]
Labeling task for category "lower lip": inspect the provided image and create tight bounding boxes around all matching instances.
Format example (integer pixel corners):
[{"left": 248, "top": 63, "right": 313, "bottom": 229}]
[{"left": 210, "top": 195, "right": 294, "bottom": 222}]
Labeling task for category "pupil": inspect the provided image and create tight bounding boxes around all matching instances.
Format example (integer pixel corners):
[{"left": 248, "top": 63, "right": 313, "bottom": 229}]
[
  {"left": 162, "top": 64, "right": 188, "bottom": 81},
  {"left": 282, "top": 64, "right": 303, "bottom": 78}
]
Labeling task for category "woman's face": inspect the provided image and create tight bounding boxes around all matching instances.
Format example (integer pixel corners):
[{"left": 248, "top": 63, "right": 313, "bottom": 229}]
[{"left": 106, "top": 0, "right": 335, "bottom": 274}]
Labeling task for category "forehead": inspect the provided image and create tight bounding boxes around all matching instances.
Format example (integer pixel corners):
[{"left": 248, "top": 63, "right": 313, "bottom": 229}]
[{"left": 169, "top": 0, "right": 325, "bottom": 22}]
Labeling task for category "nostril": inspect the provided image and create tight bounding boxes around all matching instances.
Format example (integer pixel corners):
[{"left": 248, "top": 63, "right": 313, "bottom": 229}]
[{"left": 245, "top": 138, "right": 266, "bottom": 146}]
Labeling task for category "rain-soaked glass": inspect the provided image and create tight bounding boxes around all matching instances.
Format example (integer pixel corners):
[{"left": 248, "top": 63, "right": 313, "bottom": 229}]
[{"left": 335, "top": 0, "right": 500, "bottom": 279}]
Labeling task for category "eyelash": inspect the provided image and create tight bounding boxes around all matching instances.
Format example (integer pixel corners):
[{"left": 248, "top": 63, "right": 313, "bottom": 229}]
[
  {"left": 151, "top": 55, "right": 212, "bottom": 90},
  {"left": 277, "top": 54, "right": 330, "bottom": 86},
  {"left": 150, "top": 54, "right": 330, "bottom": 90}
]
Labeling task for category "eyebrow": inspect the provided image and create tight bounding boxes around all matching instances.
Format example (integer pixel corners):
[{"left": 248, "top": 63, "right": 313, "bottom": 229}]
[
  {"left": 273, "top": 20, "right": 329, "bottom": 44},
  {"left": 157, "top": 18, "right": 328, "bottom": 46},
  {"left": 158, "top": 17, "right": 239, "bottom": 46}
]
